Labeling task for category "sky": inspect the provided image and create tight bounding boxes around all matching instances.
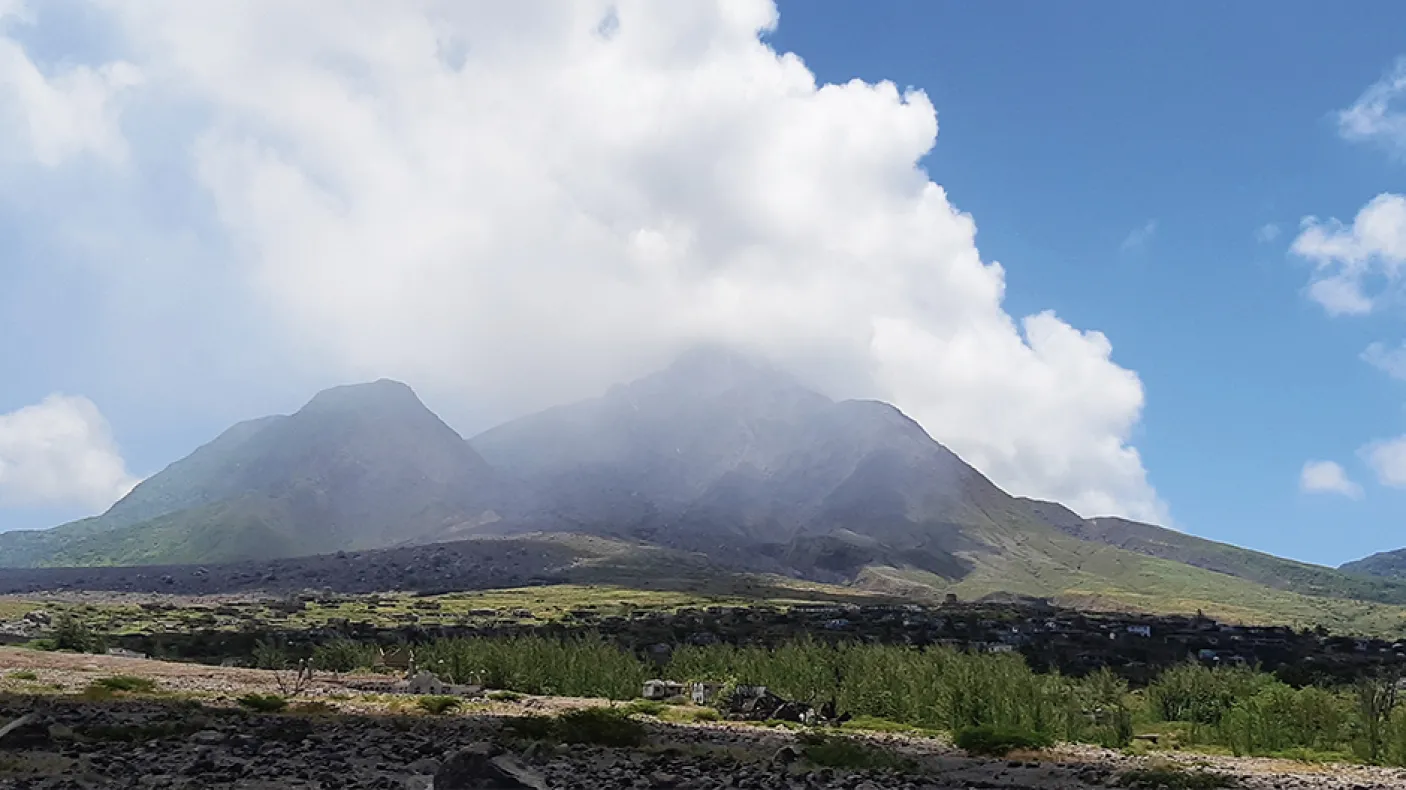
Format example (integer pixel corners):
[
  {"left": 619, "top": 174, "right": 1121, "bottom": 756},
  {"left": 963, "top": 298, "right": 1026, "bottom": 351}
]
[{"left": 0, "top": 1, "right": 1403, "bottom": 567}]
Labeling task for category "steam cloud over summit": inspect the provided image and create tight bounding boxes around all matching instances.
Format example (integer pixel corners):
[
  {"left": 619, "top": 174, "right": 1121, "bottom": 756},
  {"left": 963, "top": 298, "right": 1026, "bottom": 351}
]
[{"left": 0, "top": 0, "right": 1163, "bottom": 522}]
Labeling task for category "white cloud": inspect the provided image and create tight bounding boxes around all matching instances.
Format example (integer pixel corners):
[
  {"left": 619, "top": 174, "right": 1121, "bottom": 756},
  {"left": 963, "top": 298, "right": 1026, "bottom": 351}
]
[
  {"left": 0, "top": 394, "right": 139, "bottom": 510},
  {"left": 1363, "top": 341, "right": 1406, "bottom": 380},
  {"left": 1299, "top": 460, "right": 1363, "bottom": 499},
  {"left": 1121, "top": 219, "right": 1157, "bottom": 252},
  {"left": 1291, "top": 193, "right": 1406, "bottom": 316},
  {"left": 1255, "top": 223, "right": 1281, "bottom": 243},
  {"left": 1339, "top": 57, "right": 1406, "bottom": 157},
  {"left": 1362, "top": 437, "right": 1406, "bottom": 488},
  {"left": 0, "top": 1, "right": 1168, "bottom": 523},
  {"left": 0, "top": 2, "right": 142, "bottom": 167}
]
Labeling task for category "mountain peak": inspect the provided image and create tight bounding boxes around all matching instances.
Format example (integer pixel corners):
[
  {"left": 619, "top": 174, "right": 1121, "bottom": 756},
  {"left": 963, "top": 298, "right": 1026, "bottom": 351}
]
[
  {"left": 639, "top": 346, "right": 818, "bottom": 403},
  {"left": 300, "top": 378, "right": 424, "bottom": 416}
]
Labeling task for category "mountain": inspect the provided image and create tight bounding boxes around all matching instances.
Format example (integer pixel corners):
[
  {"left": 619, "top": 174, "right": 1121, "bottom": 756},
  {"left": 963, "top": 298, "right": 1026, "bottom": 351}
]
[
  {"left": 1023, "top": 502, "right": 1406, "bottom": 606},
  {"left": 473, "top": 348, "right": 1406, "bottom": 634},
  {"left": 1340, "top": 549, "right": 1406, "bottom": 580},
  {"left": 0, "top": 380, "right": 511, "bottom": 567},
  {"left": 7, "top": 350, "right": 1406, "bottom": 636}
]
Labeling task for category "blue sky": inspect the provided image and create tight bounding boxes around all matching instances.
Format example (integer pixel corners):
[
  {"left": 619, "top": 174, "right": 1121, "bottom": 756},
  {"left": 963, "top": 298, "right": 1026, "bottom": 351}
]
[
  {"left": 767, "top": 0, "right": 1406, "bottom": 565},
  {"left": 1, "top": 1, "right": 1404, "bottom": 567}
]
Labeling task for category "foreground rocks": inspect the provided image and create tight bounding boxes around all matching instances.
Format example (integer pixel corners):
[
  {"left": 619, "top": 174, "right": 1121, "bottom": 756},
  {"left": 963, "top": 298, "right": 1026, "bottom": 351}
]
[{"left": 3, "top": 695, "right": 1406, "bottom": 790}]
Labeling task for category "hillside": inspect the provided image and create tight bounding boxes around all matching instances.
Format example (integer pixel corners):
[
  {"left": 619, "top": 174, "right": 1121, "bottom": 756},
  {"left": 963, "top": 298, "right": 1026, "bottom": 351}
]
[
  {"left": 4, "top": 349, "right": 1405, "bottom": 636},
  {"left": 1341, "top": 549, "right": 1406, "bottom": 580},
  {"left": 0, "top": 380, "right": 512, "bottom": 567},
  {"left": 1020, "top": 500, "right": 1406, "bottom": 606}
]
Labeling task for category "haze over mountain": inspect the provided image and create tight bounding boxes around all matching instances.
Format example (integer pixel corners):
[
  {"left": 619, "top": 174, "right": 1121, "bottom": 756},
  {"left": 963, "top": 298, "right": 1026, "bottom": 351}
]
[
  {"left": 0, "top": 379, "right": 512, "bottom": 567},
  {"left": 5, "top": 349, "right": 1406, "bottom": 635}
]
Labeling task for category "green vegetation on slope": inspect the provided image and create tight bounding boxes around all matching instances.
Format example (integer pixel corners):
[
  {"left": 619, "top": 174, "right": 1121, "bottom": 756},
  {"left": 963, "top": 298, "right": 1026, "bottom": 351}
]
[
  {"left": 276, "top": 634, "right": 1406, "bottom": 766},
  {"left": 1340, "top": 548, "right": 1406, "bottom": 581}
]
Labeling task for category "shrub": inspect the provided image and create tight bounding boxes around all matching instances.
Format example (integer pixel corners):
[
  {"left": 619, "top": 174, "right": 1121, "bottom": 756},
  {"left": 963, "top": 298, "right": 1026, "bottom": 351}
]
[
  {"left": 7, "top": 671, "right": 38, "bottom": 681},
  {"left": 53, "top": 614, "right": 101, "bottom": 653},
  {"left": 311, "top": 639, "right": 377, "bottom": 673},
  {"left": 488, "top": 690, "right": 524, "bottom": 702},
  {"left": 91, "top": 676, "right": 158, "bottom": 694},
  {"left": 624, "top": 699, "right": 667, "bottom": 716},
  {"left": 555, "top": 707, "right": 647, "bottom": 747},
  {"left": 797, "top": 733, "right": 914, "bottom": 771},
  {"left": 416, "top": 696, "right": 463, "bottom": 715},
  {"left": 416, "top": 636, "right": 646, "bottom": 698},
  {"left": 236, "top": 693, "right": 289, "bottom": 713},
  {"left": 953, "top": 725, "right": 1053, "bottom": 757}
]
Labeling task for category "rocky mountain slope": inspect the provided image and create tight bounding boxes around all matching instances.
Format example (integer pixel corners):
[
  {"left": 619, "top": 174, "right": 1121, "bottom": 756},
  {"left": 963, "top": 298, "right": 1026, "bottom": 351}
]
[
  {"left": 4, "top": 348, "right": 1405, "bottom": 632},
  {"left": 0, "top": 380, "right": 514, "bottom": 567}
]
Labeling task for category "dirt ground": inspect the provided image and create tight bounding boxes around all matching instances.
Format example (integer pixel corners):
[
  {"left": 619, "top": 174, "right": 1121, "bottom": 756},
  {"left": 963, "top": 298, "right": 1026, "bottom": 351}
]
[{"left": 3, "top": 648, "right": 1406, "bottom": 789}]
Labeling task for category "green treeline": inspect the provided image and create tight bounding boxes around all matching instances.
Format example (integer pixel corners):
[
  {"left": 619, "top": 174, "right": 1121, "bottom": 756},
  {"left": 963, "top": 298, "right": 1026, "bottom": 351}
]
[{"left": 311, "top": 636, "right": 1406, "bottom": 765}]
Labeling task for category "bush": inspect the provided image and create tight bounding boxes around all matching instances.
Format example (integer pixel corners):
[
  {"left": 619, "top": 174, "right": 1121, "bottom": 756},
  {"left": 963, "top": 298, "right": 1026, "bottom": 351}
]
[
  {"left": 312, "top": 639, "right": 377, "bottom": 673},
  {"left": 797, "top": 733, "right": 914, "bottom": 771},
  {"left": 623, "top": 699, "right": 667, "bottom": 716},
  {"left": 417, "top": 696, "right": 463, "bottom": 715},
  {"left": 6, "top": 671, "right": 38, "bottom": 681},
  {"left": 91, "top": 676, "right": 158, "bottom": 694},
  {"left": 488, "top": 690, "right": 524, "bottom": 702},
  {"left": 53, "top": 614, "right": 102, "bottom": 653},
  {"left": 555, "top": 707, "right": 647, "bottom": 747},
  {"left": 416, "top": 636, "right": 646, "bottom": 698},
  {"left": 236, "top": 693, "right": 289, "bottom": 713},
  {"left": 953, "top": 725, "right": 1053, "bottom": 757}
]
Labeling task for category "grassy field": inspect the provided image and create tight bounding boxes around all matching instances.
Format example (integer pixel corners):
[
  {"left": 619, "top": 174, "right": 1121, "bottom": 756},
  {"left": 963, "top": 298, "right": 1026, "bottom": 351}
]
[{"left": 852, "top": 526, "right": 1406, "bottom": 639}]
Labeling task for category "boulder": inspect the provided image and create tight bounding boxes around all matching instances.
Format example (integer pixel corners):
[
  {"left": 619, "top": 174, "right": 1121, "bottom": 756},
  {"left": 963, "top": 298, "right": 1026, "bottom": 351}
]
[{"left": 434, "top": 743, "right": 548, "bottom": 790}]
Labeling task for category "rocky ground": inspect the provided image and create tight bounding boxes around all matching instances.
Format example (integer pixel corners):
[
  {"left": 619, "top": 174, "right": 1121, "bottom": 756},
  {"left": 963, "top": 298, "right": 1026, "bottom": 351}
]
[{"left": 3, "top": 650, "right": 1405, "bottom": 789}]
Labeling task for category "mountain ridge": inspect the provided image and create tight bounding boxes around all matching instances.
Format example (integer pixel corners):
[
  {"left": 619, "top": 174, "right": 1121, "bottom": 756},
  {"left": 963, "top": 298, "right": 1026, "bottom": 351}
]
[{"left": 3, "top": 349, "right": 1404, "bottom": 636}]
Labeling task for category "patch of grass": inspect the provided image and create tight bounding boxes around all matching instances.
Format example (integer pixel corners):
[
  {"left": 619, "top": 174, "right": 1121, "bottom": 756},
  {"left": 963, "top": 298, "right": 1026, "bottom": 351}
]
[
  {"left": 623, "top": 699, "right": 667, "bottom": 716},
  {"left": 502, "top": 708, "right": 646, "bottom": 747},
  {"left": 416, "top": 696, "right": 463, "bottom": 715},
  {"left": 90, "top": 675, "right": 158, "bottom": 694},
  {"left": 953, "top": 725, "right": 1054, "bottom": 757},
  {"left": 1119, "top": 767, "right": 1237, "bottom": 789},
  {"left": 502, "top": 715, "right": 558, "bottom": 740},
  {"left": 556, "top": 707, "right": 647, "bottom": 747},
  {"left": 236, "top": 693, "right": 288, "bottom": 713},
  {"left": 488, "top": 690, "right": 524, "bottom": 702},
  {"left": 797, "top": 733, "right": 915, "bottom": 771},
  {"left": 6, "top": 671, "right": 38, "bottom": 681},
  {"left": 841, "top": 715, "right": 940, "bottom": 736},
  {"left": 288, "top": 700, "right": 335, "bottom": 716}
]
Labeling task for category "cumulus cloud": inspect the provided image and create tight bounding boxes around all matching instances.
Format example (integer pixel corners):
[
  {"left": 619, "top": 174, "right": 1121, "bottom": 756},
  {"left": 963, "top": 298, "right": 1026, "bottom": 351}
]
[
  {"left": 0, "top": 1, "right": 1167, "bottom": 523},
  {"left": 1339, "top": 57, "right": 1406, "bottom": 157},
  {"left": 1362, "top": 437, "right": 1406, "bottom": 488},
  {"left": 1299, "top": 460, "right": 1363, "bottom": 499},
  {"left": 1363, "top": 341, "right": 1406, "bottom": 380},
  {"left": 0, "top": 394, "right": 139, "bottom": 509},
  {"left": 1120, "top": 220, "right": 1157, "bottom": 252},
  {"left": 0, "top": 1, "right": 142, "bottom": 167},
  {"left": 1291, "top": 194, "right": 1406, "bottom": 315}
]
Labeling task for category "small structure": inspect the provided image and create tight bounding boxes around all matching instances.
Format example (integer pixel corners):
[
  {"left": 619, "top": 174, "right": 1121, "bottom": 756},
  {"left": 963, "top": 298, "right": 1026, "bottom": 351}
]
[
  {"left": 642, "top": 680, "right": 686, "bottom": 701},
  {"left": 691, "top": 682, "right": 726, "bottom": 706},
  {"left": 400, "top": 670, "right": 482, "bottom": 698}
]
